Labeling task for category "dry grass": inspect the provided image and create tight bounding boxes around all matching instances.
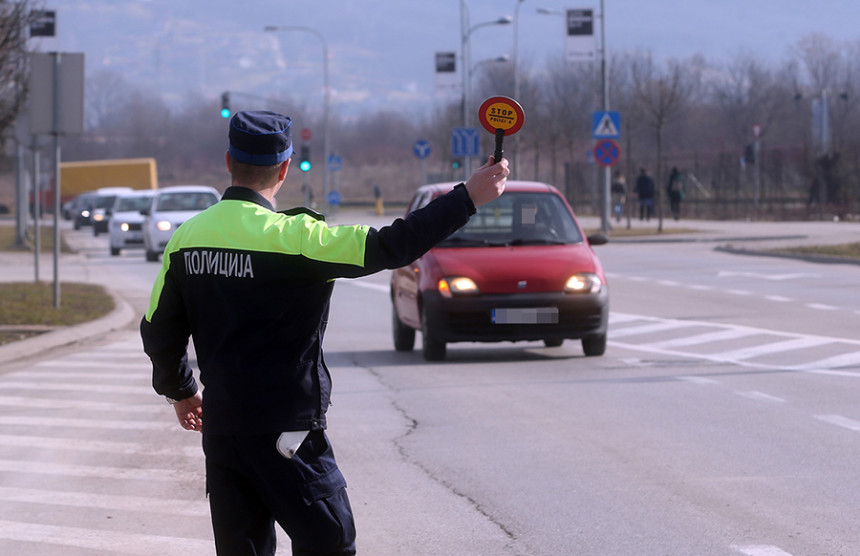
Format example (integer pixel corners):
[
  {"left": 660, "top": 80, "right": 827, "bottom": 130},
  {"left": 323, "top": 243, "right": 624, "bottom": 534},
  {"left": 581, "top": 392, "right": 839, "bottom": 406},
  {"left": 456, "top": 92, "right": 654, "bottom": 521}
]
[
  {"left": 772, "top": 242, "right": 860, "bottom": 260},
  {"left": 0, "top": 282, "right": 114, "bottom": 345},
  {"left": 0, "top": 225, "right": 73, "bottom": 253}
]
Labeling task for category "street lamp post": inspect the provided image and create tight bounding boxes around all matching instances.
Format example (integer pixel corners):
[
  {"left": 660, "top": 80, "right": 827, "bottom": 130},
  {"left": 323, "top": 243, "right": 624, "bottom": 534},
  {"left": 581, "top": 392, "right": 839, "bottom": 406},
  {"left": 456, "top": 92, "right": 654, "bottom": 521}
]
[
  {"left": 538, "top": 4, "right": 611, "bottom": 232},
  {"left": 460, "top": 1, "right": 511, "bottom": 177},
  {"left": 263, "top": 25, "right": 331, "bottom": 212},
  {"left": 513, "top": 0, "right": 525, "bottom": 178}
]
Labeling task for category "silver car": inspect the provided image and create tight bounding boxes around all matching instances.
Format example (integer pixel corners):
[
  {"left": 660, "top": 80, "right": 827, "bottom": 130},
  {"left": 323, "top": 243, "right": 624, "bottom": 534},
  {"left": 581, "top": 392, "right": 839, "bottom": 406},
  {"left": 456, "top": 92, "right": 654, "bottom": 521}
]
[
  {"left": 108, "top": 191, "right": 156, "bottom": 256},
  {"left": 143, "top": 185, "right": 220, "bottom": 262}
]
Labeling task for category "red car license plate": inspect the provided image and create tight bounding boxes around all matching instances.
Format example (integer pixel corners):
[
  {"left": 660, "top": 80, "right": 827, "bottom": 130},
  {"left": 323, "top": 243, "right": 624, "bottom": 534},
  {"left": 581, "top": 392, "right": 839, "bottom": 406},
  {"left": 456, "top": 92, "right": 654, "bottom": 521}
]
[{"left": 492, "top": 307, "right": 558, "bottom": 324}]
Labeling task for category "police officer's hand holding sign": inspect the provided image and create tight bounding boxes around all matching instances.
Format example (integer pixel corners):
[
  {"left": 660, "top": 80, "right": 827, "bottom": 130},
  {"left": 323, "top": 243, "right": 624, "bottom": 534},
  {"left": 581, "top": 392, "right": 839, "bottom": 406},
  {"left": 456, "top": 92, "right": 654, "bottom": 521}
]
[{"left": 141, "top": 110, "right": 509, "bottom": 555}]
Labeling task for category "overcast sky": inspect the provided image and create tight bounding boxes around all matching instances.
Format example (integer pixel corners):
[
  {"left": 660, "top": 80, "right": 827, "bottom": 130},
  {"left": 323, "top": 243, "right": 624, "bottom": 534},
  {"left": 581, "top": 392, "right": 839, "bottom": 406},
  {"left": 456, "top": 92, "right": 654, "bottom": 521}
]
[{"left": 35, "top": 0, "right": 860, "bottom": 117}]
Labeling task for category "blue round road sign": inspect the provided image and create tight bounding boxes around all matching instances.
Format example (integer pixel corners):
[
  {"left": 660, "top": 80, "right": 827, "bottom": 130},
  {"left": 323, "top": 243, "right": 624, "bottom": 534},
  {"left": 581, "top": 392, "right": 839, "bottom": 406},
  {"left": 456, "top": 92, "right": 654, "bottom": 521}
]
[
  {"left": 327, "top": 190, "right": 342, "bottom": 206},
  {"left": 593, "top": 139, "right": 621, "bottom": 167},
  {"left": 413, "top": 139, "right": 432, "bottom": 159}
]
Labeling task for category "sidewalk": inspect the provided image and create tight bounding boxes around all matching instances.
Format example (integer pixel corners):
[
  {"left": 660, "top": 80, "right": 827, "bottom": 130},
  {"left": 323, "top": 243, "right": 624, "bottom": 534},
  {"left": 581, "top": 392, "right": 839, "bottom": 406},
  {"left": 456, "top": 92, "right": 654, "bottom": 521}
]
[{"left": 2, "top": 211, "right": 859, "bottom": 366}]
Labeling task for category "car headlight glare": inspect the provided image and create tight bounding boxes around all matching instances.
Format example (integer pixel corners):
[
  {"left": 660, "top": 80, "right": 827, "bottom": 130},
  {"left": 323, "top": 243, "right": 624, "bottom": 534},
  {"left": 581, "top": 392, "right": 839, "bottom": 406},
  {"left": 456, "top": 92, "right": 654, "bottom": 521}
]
[
  {"left": 93, "top": 213, "right": 104, "bottom": 222},
  {"left": 438, "top": 277, "right": 479, "bottom": 298},
  {"left": 156, "top": 220, "right": 172, "bottom": 232},
  {"left": 564, "top": 273, "right": 602, "bottom": 294},
  {"left": 120, "top": 222, "right": 130, "bottom": 232}
]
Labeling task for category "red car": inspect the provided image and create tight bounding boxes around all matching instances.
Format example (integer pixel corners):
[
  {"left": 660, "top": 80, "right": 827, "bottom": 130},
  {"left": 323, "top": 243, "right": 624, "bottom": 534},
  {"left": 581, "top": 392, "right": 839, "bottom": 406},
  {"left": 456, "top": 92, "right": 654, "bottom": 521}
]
[{"left": 390, "top": 181, "right": 609, "bottom": 361}]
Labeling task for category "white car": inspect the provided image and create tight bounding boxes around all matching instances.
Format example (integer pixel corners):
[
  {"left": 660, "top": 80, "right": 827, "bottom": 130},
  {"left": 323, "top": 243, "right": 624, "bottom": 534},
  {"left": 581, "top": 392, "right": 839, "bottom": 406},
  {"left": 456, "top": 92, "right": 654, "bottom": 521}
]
[
  {"left": 108, "top": 190, "right": 156, "bottom": 256},
  {"left": 143, "top": 185, "right": 221, "bottom": 262}
]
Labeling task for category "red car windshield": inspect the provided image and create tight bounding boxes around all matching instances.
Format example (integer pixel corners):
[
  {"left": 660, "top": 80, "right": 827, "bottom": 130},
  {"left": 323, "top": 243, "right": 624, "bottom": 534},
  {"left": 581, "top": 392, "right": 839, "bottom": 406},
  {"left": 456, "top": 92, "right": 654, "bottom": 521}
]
[{"left": 440, "top": 192, "right": 583, "bottom": 246}]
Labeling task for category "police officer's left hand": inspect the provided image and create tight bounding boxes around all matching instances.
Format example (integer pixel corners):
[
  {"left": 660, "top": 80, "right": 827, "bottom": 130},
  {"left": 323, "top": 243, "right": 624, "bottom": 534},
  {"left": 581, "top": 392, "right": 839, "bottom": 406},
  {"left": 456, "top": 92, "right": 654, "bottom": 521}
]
[{"left": 173, "top": 392, "right": 203, "bottom": 432}]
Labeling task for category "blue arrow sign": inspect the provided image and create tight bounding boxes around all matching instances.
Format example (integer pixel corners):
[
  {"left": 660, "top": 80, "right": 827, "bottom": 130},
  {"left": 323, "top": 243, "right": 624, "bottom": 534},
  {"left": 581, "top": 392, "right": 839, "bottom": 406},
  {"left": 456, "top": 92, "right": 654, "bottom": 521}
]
[
  {"left": 327, "top": 190, "right": 342, "bottom": 206},
  {"left": 413, "top": 139, "right": 432, "bottom": 159},
  {"left": 452, "top": 128, "right": 480, "bottom": 157}
]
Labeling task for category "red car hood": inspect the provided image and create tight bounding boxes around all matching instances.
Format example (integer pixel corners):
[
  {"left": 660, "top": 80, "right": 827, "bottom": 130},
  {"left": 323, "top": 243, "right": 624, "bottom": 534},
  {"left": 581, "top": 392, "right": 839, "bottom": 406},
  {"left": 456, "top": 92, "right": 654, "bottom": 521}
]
[{"left": 427, "top": 244, "right": 604, "bottom": 294}]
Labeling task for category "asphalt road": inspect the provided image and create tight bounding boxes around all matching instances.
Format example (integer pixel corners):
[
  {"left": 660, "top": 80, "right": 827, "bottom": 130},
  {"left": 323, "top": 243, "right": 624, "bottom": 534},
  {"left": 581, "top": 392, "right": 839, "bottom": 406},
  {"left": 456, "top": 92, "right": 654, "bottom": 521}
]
[{"left": 1, "top": 213, "right": 859, "bottom": 555}]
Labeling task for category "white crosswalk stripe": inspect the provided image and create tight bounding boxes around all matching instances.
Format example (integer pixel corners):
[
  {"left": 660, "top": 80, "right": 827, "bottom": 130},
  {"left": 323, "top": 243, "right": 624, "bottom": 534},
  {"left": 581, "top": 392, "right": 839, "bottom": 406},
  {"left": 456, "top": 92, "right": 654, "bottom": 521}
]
[
  {"left": 0, "top": 334, "right": 224, "bottom": 555},
  {"left": 610, "top": 312, "right": 860, "bottom": 375}
]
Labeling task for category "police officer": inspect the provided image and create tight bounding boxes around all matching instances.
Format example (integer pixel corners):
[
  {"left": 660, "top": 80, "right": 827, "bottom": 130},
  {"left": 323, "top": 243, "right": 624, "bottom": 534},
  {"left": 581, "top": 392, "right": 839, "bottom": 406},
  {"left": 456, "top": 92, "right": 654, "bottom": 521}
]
[{"left": 140, "top": 110, "right": 509, "bottom": 555}]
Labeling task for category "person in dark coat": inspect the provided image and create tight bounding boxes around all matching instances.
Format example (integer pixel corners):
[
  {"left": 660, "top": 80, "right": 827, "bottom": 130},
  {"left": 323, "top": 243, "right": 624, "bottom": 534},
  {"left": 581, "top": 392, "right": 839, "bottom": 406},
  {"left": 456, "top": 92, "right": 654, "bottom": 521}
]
[
  {"left": 633, "top": 167, "right": 655, "bottom": 221},
  {"left": 666, "top": 166, "right": 685, "bottom": 220}
]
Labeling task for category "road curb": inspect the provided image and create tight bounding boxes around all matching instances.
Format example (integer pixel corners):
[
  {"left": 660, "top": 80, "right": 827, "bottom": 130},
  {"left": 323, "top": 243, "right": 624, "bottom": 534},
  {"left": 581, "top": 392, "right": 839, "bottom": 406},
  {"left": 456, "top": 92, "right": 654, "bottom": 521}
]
[
  {"left": 0, "top": 287, "right": 137, "bottom": 366},
  {"left": 714, "top": 245, "right": 860, "bottom": 266}
]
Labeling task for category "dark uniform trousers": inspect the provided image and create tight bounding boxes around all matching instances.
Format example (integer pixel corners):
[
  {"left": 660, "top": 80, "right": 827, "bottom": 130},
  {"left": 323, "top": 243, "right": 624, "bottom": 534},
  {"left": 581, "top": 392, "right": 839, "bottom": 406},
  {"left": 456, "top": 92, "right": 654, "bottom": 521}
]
[{"left": 203, "top": 430, "right": 357, "bottom": 556}]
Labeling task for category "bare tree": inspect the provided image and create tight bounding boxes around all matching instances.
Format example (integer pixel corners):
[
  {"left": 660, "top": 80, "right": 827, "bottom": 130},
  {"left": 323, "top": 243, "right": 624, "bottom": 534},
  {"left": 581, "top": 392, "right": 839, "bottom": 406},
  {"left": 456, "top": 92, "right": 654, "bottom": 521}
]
[
  {"left": 85, "top": 69, "right": 135, "bottom": 130},
  {"left": 631, "top": 52, "right": 694, "bottom": 230},
  {"left": 0, "top": 1, "right": 38, "bottom": 134},
  {"left": 541, "top": 56, "right": 596, "bottom": 188}
]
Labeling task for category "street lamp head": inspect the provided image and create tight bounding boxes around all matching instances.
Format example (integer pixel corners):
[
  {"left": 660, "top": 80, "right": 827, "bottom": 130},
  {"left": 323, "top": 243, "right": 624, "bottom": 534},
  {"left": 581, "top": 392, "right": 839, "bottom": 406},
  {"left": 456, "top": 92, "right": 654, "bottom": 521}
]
[
  {"left": 262, "top": 25, "right": 279, "bottom": 32},
  {"left": 496, "top": 16, "right": 514, "bottom": 25}
]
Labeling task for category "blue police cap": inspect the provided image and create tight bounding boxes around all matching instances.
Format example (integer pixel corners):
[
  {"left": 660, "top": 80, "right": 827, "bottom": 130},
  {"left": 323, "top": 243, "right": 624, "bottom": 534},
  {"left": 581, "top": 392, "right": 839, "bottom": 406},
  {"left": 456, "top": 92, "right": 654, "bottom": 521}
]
[{"left": 229, "top": 110, "right": 293, "bottom": 166}]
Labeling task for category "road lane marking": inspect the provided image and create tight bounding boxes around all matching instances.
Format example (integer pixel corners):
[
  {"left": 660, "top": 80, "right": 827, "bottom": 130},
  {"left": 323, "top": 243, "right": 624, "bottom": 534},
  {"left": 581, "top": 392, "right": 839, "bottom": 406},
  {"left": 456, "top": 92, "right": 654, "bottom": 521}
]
[
  {"left": 709, "top": 337, "right": 832, "bottom": 362},
  {"left": 731, "top": 544, "right": 794, "bottom": 555},
  {"left": 736, "top": 391, "right": 786, "bottom": 403},
  {"left": 0, "top": 416, "right": 172, "bottom": 430},
  {"left": 718, "top": 271, "right": 818, "bottom": 281},
  {"left": 650, "top": 328, "right": 752, "bottom": 348},
  {"left": 796, "top": 351, "right": 860, "bottom": 372},
  {"left": 21, "top": 370, "right": 150, "bottom": 381},
  {"left": 0, "top": 485, "right": 208, "bottom": 516},
  {"left": 806, "top": 303, "right": 838, "bottom": 311},
  {"left": 0, "top": 433, "right": 201, "bottom": 458},
  {"left": 815, "top": 415, "right": 860, "bottom": 432},
  {"left": 0, "top": 395, "right": 162, "bottom": 413},
  {"left": 34, "top": 359, "right": 150, "bottom": 368},
  {"left": 609, "top": 321, "right": 691, "bottom": 339},
  {"left": 0, "top": 519, "right": 211, "bottom": 554},
  {"left": 0, "top": 381, "right": 151, "bottom": 395},
  {"left": 610, "top": 313, "right": 860, "bottom": 376},
  {"left": 765, "top": 295, "right": 793, "bottom": 302},
  {"left": 0, "top": 458, "right": 197, "bottom": 482},
  {"left": 677, "top": 376, "right": 719, "bottom": 385}
]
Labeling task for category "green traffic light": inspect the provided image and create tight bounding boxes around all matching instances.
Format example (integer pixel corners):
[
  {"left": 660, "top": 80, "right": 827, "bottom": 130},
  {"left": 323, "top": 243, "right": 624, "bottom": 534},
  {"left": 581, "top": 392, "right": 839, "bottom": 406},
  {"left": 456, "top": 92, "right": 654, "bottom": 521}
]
[
  {"left": 300, "top": 160, "right": 311, "bottom": 172},
  {"left": 220, "top": 108, "right": 230, "bottom": 119}
]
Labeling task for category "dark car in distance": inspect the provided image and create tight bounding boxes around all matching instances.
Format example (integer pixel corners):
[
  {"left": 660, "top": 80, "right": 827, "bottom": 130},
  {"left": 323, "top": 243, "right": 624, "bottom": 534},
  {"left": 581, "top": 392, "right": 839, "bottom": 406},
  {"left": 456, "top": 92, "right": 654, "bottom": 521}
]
[{"left": 390, "top": 181, "right": 609, "bottom": 361}]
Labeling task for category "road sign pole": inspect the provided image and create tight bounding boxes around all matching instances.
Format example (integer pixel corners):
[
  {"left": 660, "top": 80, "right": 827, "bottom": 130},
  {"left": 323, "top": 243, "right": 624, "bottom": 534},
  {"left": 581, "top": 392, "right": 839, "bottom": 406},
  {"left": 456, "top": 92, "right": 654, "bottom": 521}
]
[{"left": 599, "top": 0, "right": 610, "bottom": 233}]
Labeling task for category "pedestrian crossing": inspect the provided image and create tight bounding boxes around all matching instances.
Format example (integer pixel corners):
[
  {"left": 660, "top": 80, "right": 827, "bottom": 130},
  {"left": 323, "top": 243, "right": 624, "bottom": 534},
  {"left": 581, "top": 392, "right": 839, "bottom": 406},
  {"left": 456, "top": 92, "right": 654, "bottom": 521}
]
[
  {"left": 609, "top": 312, "right": 860, "bottom": 376},
  {"left": 0, "top": 334, "right": 217, "bottom": 555}
]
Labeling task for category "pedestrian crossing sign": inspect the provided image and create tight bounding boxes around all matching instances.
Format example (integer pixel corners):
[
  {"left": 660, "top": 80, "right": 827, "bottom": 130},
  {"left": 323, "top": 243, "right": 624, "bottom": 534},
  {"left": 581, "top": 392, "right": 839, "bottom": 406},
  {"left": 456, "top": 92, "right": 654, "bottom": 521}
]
[{"left": 592, "top": 111, "right": 621, "bottom": 139}]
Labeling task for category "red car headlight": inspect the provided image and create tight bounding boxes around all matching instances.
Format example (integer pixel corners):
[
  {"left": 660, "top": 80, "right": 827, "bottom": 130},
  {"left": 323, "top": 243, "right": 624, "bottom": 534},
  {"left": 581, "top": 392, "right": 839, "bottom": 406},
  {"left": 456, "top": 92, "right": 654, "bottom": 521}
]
[
  {"left": 438, "top": 277, "right": 480, "bottom": 298},
  {"left": 564, "top": 273, "right": 602, "bottom": 294}
]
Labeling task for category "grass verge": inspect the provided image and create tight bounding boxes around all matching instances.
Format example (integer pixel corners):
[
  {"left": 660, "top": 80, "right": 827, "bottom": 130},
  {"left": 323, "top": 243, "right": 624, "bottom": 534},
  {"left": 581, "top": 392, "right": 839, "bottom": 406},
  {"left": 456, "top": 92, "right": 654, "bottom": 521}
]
[
  {"left": 0, "top": 282, "right": 115, "bottom": 345},
  {"left": 0, "top": 225, "right": 73, "bottom": 253},
  {"left": 585, "top": 226, "right": 701, "bottom": 238},
  {"left": 771, "top": 242, "right": 860, "bottom": 260}
]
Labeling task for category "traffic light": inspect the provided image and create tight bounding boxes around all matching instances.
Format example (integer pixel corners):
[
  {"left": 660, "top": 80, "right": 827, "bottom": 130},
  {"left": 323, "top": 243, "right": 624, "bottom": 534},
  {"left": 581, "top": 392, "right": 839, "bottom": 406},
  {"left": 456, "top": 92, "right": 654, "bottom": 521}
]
[
  {"left": 220, "top": 92, "right": 231, "bottom": 119},
  {"left": 299, "top": 145, "right": 311, "bottom": 172},
  {"left": 743, "top": 144, "right": 755, "bottom": 165},
  {"left": 451, "top": 158, "right": 462, "bottom": 170}
]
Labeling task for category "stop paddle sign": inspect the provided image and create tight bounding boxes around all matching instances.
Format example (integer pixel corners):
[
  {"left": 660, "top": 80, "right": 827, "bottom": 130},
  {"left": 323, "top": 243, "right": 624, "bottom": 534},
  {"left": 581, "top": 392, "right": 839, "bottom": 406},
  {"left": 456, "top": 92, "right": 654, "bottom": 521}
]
[{"left": 478, "top": 96, "right": 525, "bottom": 164}]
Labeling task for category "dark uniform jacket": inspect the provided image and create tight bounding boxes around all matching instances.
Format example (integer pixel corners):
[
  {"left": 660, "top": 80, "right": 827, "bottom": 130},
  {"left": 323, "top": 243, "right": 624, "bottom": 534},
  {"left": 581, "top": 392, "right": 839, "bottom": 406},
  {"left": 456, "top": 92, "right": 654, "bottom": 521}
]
[{"left": 141, "top": 185, "right": 475, "bottom": 435}]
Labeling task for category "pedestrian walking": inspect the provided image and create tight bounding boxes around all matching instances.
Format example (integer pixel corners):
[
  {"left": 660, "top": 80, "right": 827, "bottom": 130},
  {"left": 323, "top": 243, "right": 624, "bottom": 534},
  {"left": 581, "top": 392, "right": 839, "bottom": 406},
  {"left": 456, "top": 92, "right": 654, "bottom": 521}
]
[
  {"left": 611, "top": 171, "right": 627, "bottom": 222},
  {"left": 666, "top": 166, "right": 685, "bottom": 220},
  {"left": 634, "top": 167, "right": 655, "bottom": 221},
  {"left": 140, "top": 110, "right": 509, "bottom": 555}
]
